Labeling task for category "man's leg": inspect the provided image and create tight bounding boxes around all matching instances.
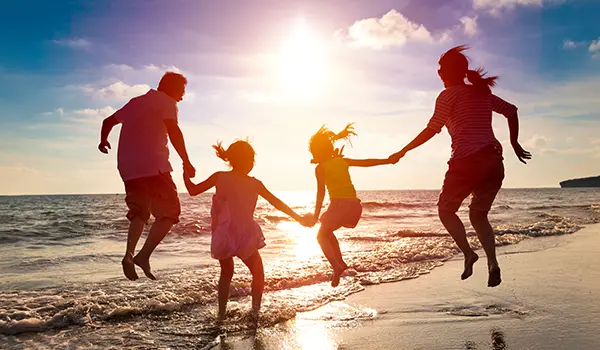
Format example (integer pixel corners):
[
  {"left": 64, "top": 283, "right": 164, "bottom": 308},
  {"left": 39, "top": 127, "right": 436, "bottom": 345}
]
[
  {"left": 122, "top": 217, "right": 145, "bottom": 280},
  {"left": 122, "top": 178, "right": 151, "bottom": 281},
  {"left": 133, "top": 218, "right": 176, "bottom": 280},
  {"left": 133, "top": 173, "right": 180, "bottom": 280}
]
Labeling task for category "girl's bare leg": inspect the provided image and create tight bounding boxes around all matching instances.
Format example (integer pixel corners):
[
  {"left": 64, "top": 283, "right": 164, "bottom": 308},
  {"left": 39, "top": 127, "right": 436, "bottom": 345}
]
[
  {"left": 241, "top": 251, "right": 265, "bottom": 323},
  {"left": 218, "top": 258, "right": 234, "bottom": 322}
]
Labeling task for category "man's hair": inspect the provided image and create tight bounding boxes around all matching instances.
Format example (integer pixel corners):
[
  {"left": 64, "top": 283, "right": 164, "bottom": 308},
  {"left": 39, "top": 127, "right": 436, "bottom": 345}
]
[{"left": 158, "top": 72, "right": 188, "bottom": 94}]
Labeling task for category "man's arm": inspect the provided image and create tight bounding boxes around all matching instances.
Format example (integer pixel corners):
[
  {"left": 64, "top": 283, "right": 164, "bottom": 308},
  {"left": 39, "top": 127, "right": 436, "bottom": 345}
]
[
  {"left": 98, "top": 116, "right": 120, "bottom": 154},
  {"left": 344, "top": 158, "right": 392, "bottom": 167},
  {"left": 388, "top": 127, "right": 437, "bottom": 163},
  {"left": 164, "top": 119, "right": 195, "bottom": 177}
]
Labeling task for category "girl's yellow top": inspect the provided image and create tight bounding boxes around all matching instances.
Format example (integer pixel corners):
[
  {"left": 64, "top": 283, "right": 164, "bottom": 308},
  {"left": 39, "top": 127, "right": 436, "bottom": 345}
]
[{"left": 322, "top": 157, "right": 357, "bottom": 199}]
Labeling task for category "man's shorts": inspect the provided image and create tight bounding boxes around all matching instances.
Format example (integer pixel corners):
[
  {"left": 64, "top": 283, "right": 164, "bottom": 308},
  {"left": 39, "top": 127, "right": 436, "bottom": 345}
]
[
  {"left": 123, "top": 173, "right": 181, "bottom": 223},
  {"left": 438, "top": 145, "right": 505, "bottom": 213}
]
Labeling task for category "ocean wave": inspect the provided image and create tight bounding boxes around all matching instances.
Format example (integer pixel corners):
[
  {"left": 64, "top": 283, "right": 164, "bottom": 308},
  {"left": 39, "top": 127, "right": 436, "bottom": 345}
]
[{"left": 360, "top": 201, "right": 432, "bottom": 210}]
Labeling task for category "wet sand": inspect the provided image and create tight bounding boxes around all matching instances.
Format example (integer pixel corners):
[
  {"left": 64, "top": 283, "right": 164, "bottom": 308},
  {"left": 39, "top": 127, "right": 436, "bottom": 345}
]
[{"left": 214, "top": 223, "right": 600, "bottom": 349}]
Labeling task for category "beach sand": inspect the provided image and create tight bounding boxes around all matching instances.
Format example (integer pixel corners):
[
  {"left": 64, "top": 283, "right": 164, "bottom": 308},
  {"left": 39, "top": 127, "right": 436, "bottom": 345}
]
[{"left": 213, "top": 223, "right": 600, "bottom": 349}]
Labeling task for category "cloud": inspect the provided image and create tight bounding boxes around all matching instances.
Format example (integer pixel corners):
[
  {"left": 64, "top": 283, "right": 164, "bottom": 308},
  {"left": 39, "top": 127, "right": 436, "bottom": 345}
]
[
  {"left": 80, "top": 81, "right": 151, "bottom": 101},
  {"left": 473, "top": 0, "right": 546, "bottom": 14},
  {"left": 73, "top": 106, "right": 116, "bottom": 118},
  {"left": 51, "top": 38, "right": 91, "bottom": 49},
  {"left": 563, "top": 40, "right": 585, "bottom": 49},
  {"left": 589, "top": 38, "right": 600, "bottom": 55},
  {"left": 338, "top": 9, "right": 435, "bottom": 49},
  {"left": 460, "top": 16, "right": 478, "bottom": 37}
]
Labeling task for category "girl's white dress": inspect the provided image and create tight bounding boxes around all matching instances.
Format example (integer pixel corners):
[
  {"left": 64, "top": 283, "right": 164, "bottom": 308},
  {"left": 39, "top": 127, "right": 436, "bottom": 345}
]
[{"left": 210, "top": 172, "right": 265, "bottom": 260}]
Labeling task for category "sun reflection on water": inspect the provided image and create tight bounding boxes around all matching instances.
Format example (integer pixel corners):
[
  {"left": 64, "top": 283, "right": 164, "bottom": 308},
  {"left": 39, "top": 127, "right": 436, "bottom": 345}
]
[{"left": 276, "top": 221, "right": 322, "bottom": 261}]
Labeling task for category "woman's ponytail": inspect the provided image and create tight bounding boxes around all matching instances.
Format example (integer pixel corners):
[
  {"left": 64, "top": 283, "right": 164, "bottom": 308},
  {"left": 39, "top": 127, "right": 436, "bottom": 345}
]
[{"left": 466, "top": 68, "right": 498, "bottom": 94}]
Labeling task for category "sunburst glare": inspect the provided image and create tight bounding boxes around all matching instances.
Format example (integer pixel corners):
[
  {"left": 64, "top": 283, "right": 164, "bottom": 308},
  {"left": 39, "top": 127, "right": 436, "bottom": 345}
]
[{"left": 276, "top": 19, "right": 329, "bottom": 99}]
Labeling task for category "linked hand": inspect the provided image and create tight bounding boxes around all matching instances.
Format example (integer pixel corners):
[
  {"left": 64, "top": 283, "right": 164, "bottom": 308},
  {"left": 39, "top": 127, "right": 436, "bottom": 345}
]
[
  {"left": 98, "top": 140, "right": 111, "bottom": 154},
  {"left": 512, "top": 143, "right": 532, "bottom": 164},
  {"left": 183, "top": 162, "right": 196, "bottom": 178},
  {"left": 388, "top": 151, "right": 405, "bottom": 164},
  {"left": 299, "top": 214, "right": 317, "bottom": 227}
]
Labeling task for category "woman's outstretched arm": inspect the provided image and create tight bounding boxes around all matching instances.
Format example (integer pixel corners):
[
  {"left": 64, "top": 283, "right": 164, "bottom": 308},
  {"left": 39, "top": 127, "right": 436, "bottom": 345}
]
[{"left": 389, "top": 127, "right": 437, "bottom": 163}]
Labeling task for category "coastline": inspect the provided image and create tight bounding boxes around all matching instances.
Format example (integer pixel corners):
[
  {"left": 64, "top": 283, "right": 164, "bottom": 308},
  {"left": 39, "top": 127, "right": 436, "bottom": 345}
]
[{"left": 215, "top": 223, "right": 600, "bottom": 349}]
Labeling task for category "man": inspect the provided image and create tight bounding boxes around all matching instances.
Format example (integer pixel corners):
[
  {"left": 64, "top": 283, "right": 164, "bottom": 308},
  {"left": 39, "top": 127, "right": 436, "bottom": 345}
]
[{"left": 98, "top": 72, "right": 196, "bottom": 281}]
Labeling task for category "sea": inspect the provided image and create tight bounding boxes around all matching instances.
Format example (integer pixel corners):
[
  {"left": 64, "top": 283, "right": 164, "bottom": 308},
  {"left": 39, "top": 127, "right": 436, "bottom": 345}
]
[{"left": 1, "top": 188, "right": 599, "bottom": 349}]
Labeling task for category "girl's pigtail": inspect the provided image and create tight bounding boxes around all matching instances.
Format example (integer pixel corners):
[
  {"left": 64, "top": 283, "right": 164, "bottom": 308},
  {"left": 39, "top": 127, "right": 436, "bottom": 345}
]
[
  {"left": 466, "top": 68, "right": 498, "bottom": 94},
  {"left": 334, "top": 123, "right": 357, "bottom": 142},
  {"left": 212, "top": 141, "right": 228, "bottom": 162}
]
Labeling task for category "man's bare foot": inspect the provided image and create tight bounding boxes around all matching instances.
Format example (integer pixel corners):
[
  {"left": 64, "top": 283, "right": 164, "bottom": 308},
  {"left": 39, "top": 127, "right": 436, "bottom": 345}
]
[
  {"left": 488, "top": 266, "right": 501, "bottom": 287},
  {"left": 133, "top": 255, "right": 157, "bottom": 280},
  {"left": 249, "top": 309, "right": 259, "bottom": 328},
  {"left": 461, "top": 253, "right": 479, "bottom": 280},
  {"left": 331, "top": 263, "right": 348, "bottom": 287},
  {"left": 122, "top": 256, "right": 138, "bottom": 281}
]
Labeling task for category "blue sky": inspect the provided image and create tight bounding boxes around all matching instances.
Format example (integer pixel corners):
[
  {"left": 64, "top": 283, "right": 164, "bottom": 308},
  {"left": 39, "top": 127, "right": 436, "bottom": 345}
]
[{"left": 1, "top": 0, "right": 599, "bottom": 194}]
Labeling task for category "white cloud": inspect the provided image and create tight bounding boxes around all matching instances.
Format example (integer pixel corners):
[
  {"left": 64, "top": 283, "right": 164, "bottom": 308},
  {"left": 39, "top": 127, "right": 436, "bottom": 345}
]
[
  {"left": 473, "top": 0, "right": 545, "bottom": 14},
  {"left": 80, "top": 81, "right": 151, "bottom": 101},
  {"left": 589, "top": 38, "right": 600, "bottom": 53},
  {"left": 563, "top": 40, "right": 585, "bottom": 49},
  {"left": 340, "top": 9, "right": 435, "bottom": 49},
  {"left": 73, "top": 106, "right": 116, "bottom": 118},
  {"left": 51, "top": 38, "right": 91, "bottom": 49},
  {"left": 460, "top": 16, "right": 478, "bottom": 37}
]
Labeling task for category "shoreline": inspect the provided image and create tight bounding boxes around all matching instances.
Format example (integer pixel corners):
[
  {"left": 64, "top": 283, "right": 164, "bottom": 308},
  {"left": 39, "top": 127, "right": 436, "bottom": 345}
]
[{"left": 215, "top": 223, "right": 600, "bottom": 349}]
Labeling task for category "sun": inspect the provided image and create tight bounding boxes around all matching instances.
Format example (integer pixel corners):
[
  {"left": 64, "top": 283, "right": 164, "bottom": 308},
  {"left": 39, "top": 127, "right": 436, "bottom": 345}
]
[{"left": 276, "top": 20, "right": 328, "bottom": 98}]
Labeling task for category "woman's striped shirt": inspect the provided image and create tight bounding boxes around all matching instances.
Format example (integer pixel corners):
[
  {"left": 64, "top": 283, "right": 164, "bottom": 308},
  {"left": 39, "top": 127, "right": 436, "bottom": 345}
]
[{"left": 427, "top": 84, "right": 517, "bottom": 160}]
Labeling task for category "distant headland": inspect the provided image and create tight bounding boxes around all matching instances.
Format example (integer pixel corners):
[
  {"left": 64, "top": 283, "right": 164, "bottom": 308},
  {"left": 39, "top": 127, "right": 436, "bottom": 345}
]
[{"left": 560, "top": 176, "right": 600, "bottom": 188}]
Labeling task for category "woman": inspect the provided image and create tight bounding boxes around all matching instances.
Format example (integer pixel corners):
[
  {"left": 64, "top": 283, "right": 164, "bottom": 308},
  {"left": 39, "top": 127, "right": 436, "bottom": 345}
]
[{"left": 389, "top": 46, "right": 531, "bottom": 287}]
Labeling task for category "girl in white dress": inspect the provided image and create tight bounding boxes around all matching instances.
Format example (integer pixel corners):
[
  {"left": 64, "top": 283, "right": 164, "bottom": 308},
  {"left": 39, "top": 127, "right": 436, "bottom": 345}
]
[{"left": 183, "top": 140, "right": 311, "bottom": 323}]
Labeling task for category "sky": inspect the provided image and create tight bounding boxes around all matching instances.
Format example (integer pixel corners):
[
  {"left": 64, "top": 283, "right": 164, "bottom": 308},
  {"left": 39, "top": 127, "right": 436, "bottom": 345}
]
[{"left": 1, "top": 0, "right": 599, "bottom": 195}]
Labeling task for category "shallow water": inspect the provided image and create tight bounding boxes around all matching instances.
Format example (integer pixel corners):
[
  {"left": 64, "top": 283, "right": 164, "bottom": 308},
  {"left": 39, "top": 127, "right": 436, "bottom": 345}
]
[{"left": 0, "top": 188, "right": 599, "bottom": 348}]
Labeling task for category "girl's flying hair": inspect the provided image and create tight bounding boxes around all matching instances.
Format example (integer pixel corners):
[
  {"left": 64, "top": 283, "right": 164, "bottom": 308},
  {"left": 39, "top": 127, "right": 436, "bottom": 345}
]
[
  {"left": 309, "top": 123, "right": 357, "bottom": 163},
  {"left": 439, "top": 45, "right": 498, "bottom": 93},
  {"left": 213, "top": 140, "right": 255, "bottom": 171}
]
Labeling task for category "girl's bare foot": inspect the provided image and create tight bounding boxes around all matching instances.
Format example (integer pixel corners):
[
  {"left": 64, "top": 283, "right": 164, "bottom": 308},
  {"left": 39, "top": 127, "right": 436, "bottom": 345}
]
[
  {"left": 133, "top": 255, "right": 156, "bottom": 280},
  {"left": 331, "top": 263, "right": 348, "bottom": 287},
  {"left": 488, "top": 266, "right": 501, "bottom": 287},
  {"left": 122, "top": 256, "right": 138, "bottom": 281},
  {"left": 461, "top": 253, "right": 479, "bottom": 280}
]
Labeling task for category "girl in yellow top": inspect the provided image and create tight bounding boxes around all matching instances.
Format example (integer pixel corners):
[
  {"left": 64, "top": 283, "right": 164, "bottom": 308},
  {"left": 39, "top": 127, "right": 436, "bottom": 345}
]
[{"left": 309, "top": 123, "right": 392, "bottom": 287}]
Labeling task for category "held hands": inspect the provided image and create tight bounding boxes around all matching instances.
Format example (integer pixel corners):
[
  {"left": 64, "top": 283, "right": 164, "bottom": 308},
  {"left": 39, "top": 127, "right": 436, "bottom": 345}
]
[
  {"left": 98, "top": 140, "right": 111, "bottom": 154},
  {"left": 183, "top": 162, "right": 196, "bottom": 178},
  {"left": 298, "top": 213, "right": 317, "bottom": 228},
  {"left": 512, "top": 142, "right": 532, "bottom": 164}
]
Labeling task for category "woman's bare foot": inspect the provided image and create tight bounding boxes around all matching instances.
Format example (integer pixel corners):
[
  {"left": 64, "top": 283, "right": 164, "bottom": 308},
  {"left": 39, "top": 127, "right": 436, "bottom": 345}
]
[
  {"left": 133, "top": 255, "right": 157, "bottom": 280},
  {"left": 461, "top": 252, "right": 479, "bottom": 280},
  {"left": 488, "top": 266, "right": 501, "bottom": 287},
  {"left": 331, "top": 263, "right": 348, "bottom": 287},
  {"left": 122, "top": 256, "right": 138, "bottom": 281}
]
